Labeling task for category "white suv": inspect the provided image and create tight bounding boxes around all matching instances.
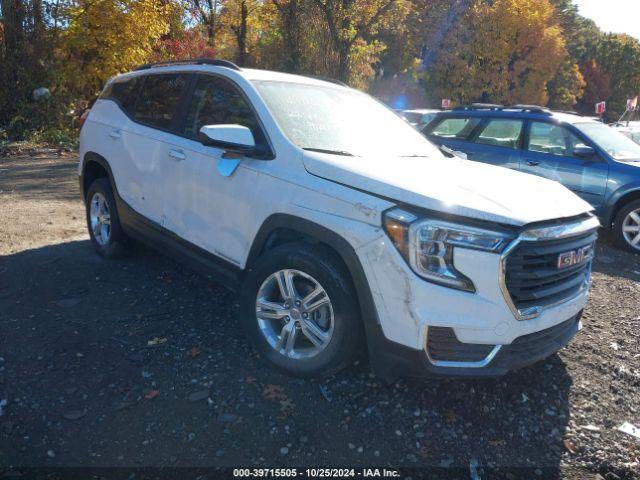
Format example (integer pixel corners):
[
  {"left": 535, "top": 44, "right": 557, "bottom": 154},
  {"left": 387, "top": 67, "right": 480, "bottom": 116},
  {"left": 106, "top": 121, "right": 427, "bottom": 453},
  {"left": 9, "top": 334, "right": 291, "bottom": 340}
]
[{"left": 79, "top": 59, "right": 599, "bottom": 378}]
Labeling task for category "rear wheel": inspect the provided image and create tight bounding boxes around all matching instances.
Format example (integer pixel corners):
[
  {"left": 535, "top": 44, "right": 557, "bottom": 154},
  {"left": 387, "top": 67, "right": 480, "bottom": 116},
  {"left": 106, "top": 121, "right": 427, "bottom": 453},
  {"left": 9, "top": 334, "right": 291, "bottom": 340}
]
[
  {"left": 85, "top": 178, "right": 129, "bottom": 258},
  {"left": 239, "top": 243, "right": 362, "bottom": 377},
  {"left": 613, "top": 199, "right": 640, "bottom": 254}
]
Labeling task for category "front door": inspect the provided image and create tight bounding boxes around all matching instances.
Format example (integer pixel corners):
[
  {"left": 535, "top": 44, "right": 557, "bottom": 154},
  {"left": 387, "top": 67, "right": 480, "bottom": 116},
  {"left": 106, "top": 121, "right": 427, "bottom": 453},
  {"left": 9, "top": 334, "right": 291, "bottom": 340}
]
[
  {"left": 161, "top": 74, "right": 271, "bottom": 266},
  {"left": 520, "top": 121, "right": 609, "bottom": 209}
]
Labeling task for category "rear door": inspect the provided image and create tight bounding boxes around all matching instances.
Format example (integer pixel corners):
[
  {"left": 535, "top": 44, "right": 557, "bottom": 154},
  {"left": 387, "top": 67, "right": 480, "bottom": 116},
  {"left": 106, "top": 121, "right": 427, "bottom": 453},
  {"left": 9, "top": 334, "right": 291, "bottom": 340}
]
[
  {"left": 520, "top": 121, "right": 609, "bottom": 208},
  {"left": 425, "top": 115, "right": 483, "bottom": 157},
  {"left": 96, "top": 75, "right": 144, "bottom": 213},
  {"left": 464, "top": 117, "right": 524, "bottom": 169},
  {"left": 126, "top": 72, "right": 191, "bottom": 224}
]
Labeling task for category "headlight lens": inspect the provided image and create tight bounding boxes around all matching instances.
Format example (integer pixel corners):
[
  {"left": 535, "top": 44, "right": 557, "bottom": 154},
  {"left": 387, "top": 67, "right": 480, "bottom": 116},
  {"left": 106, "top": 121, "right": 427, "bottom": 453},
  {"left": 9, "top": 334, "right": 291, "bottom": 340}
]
[{"left": 383, "top": 208, "right": 512, "bottom": 292}]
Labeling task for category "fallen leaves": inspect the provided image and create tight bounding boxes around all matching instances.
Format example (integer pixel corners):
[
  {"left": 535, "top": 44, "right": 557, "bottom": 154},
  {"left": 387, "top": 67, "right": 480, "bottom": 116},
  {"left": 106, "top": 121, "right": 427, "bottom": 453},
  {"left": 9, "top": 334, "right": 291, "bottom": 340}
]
[
  {"left": 563, "top": 439, "right": 577, "bottom": 454},
  {"left": 147, "top": 337, "right": 167, "bottom": 346},
  {"left": 145, "top": 390, "right": 160, "bottom": 400},
  {"left": 186, "top": 347, "right": 201, "bottom": 358}
]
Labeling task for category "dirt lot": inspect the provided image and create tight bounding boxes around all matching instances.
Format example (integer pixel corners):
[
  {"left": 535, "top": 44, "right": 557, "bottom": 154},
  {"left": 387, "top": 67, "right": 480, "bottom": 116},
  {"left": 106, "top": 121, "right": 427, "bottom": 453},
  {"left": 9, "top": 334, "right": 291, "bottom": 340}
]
[{"left": 0, "top": 154, "right": 639, "bottom": 479}]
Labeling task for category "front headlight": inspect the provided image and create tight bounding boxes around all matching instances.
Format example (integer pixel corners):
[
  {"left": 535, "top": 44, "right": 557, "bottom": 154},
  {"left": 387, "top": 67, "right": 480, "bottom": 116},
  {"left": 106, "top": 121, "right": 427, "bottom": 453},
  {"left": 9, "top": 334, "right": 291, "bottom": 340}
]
[{"left": 383, "top": 208, "right": 512, "bottom": 292}]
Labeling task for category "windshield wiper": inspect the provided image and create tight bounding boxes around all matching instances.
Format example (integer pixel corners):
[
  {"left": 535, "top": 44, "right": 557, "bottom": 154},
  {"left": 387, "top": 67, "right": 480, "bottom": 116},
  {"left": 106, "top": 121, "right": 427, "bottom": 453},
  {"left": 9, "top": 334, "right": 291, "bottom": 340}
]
[{"left": 302, "top": 147, "right": 355, "bottom": 156}]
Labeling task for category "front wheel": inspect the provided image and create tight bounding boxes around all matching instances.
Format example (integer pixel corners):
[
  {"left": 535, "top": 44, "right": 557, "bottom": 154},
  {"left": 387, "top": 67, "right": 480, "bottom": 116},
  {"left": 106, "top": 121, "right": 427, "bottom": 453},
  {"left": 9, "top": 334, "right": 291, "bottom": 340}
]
[
  {"left": 613, "top": 199, "right": 640, "bottom": 254},
  {"left": 239, "top": 243, "right": 363, "bottom": 378}
]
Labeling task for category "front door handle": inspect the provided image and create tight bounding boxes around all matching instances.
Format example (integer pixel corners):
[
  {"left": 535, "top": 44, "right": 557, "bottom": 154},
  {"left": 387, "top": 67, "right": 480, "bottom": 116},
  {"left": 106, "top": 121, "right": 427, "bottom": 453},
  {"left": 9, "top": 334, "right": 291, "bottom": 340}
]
[
  {"left": 168, "top": 149, "right": 186, "bottom": 161},
  {"left": 525, "top": 160, "right": 540, "bottom": 167},
  {"left": 108, "top": 129, "right": 121, "bottom": 139}
]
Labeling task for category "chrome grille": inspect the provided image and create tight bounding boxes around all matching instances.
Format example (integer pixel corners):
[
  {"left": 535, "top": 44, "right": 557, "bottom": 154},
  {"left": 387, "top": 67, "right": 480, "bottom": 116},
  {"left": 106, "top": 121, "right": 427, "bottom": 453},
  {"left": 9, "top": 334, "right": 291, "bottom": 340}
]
[{"left": 504, "top": 230, "right": 596, "bottom": 317}]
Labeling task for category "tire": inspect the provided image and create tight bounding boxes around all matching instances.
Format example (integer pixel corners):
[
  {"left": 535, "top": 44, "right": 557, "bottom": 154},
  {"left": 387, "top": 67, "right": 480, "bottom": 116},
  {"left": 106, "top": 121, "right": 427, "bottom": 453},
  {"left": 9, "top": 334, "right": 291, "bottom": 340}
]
[
  {"left": 613, "top": 199, "right": 640, "bottom": 254},
  {"left": 85, "top": 178, "right": 129, "bottom": 258},
  {"left": 239, "top": 243, "right": 363, "bottom": 378}
]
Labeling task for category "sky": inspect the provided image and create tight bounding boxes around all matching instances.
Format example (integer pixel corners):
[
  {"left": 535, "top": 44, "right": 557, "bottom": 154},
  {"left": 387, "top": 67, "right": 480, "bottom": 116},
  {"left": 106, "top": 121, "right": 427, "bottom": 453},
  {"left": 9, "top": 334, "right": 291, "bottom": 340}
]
[{"left": 573, "top": 0, "right": 640, "bottom": 40}]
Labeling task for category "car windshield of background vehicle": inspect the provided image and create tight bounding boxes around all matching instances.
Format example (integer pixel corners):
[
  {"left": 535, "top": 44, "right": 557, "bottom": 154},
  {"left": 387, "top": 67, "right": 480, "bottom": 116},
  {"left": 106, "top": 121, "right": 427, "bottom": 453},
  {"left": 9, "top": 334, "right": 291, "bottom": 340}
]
[
  {"left": 253, "top": 81, "right": 444, "bottom": 159},
  {"left": 575, "top": 122, "right": 640, "bottom": 161}
]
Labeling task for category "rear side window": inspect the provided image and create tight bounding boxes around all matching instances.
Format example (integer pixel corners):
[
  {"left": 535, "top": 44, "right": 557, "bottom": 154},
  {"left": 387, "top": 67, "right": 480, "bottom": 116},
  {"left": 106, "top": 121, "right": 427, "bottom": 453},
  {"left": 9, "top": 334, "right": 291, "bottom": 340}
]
[
  {"left": 527, "top": 122, "right": 583, "bottom": 157},
  {"left": 101, "top": 76, "right": 142, "bottom": 115},
  {"left": 475, "top": 119, "right": 523, "bottom": 149},
  {"left": 430, "top": 117, "right": 481, "bottom": 140},
  {"left": 133, "top": 74, "right": 189, "bottom": 131},
  {"left": 183, "top": 75, "right": 263, "bottom": 144}
]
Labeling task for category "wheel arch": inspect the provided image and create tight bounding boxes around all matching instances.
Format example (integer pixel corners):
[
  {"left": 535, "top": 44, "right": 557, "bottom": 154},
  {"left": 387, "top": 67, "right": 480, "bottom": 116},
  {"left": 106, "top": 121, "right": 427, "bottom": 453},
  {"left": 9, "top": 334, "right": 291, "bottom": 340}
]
[
  {"left": 80, "top": 152, "right": 116, "bottom": 200},
  {"left": 607, "top": 187, "right": 640, "bottom": 228},
  {"left": 246, "top": 214, "right": 379, "bottom": 331}
]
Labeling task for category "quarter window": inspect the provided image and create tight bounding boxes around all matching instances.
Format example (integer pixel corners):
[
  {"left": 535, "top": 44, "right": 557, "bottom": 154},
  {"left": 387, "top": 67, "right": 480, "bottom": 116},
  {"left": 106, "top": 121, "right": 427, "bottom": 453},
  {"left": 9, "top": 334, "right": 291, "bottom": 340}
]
[
  {"left": 430, "top": 117, "right": 481, "bottom": 140},
  {"left": 527, "top": 122, "right": 584, "bottom": 157},
  {"left": 133, "top": 74, "right": 189, "bottom": 131},
  {"left": 475, "top": 119, "right": 523, "bottom": 149},
  {"left": 184, "top": 76, "right": 263, "bottom": 144},
  {"left": 101, "top": 76, "right": 142, "bottom": 115}
]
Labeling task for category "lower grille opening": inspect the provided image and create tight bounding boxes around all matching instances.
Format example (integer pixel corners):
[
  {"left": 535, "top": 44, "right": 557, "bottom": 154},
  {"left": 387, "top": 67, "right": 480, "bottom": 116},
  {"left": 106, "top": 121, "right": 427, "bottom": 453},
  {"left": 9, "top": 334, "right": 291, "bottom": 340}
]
[{"left": 426, "top": 327, "right": 494, "bottom": 363}]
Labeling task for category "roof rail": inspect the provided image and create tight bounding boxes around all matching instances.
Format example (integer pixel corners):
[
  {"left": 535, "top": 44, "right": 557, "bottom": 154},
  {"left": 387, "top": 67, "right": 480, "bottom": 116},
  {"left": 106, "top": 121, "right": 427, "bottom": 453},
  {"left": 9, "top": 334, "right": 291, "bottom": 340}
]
[
  {"left": 453, "top": 103, "right": 553, "bottom": 115},
  {"left": 135, "top": 58, "right": 241, "bottom": 71},
  {"left": 510, "top": 104, "right": 552, "bottom": 114},
  {"left": 454, "top": 103, "right": 504, "bottom": 111}
]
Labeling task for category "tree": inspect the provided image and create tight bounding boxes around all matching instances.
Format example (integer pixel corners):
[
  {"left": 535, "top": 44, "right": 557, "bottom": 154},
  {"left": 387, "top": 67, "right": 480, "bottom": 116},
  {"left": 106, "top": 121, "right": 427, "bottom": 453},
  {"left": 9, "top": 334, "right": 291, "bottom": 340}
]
[
  {"left": 185, "top": 0, "right": 221, "bottom": 45},
  {"left": 152, "top": 28, "right": 217, "bottom": 61},
  {"left": 59, "top": 0, "right": 172, "bottom": 97},
  {"left": 425, "top": 0, "right": 569, "bottom": 106},
  {"left": 576, "top": 59, "right": 611, "bottom": 115},
  {"left": 311, "top": 0, "right": 406, "bottom": 83},
  {"left": 548, "top": 60, "right": 585, "bottom": 110},
  {"left": 595, "top": 34, "right": 640, "bottom": 120},
  {"left": 271, "top": 0, "right": 305, "bottom": 72}
]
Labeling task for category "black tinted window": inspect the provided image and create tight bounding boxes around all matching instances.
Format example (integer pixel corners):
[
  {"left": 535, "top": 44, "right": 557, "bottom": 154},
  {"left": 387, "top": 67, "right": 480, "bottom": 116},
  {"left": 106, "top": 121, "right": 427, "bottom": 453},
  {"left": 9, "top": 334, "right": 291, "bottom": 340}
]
[
  {"left": 184, "top": 76, "right": 263, "bottom": 144},
  {"left": 101, "top": 76, "right": 142, "bottom": 114},
  {"left": 133, "top": 74, "right": 189, "bottom": 131}
]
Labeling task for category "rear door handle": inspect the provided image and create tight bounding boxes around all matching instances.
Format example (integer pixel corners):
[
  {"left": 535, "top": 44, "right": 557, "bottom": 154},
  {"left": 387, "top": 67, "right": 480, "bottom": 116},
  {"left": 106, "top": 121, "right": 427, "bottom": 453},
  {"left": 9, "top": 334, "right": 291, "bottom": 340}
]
[
  {"left": 108, "top": 129, "right": 121, "bottom": 139},
  {"left": 525, "top": 160, "right": 540, "bottom": 167},
  {"left": 168, "top": 149, "right": 186, "bottom": 161}
]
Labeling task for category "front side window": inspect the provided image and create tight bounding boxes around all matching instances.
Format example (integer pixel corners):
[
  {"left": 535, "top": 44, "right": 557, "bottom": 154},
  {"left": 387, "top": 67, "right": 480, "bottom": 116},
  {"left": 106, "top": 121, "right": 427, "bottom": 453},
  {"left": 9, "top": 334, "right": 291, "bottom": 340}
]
[
  {"left": 527, "top": 122, "right": 583, "bottom": 157},
  {"left": 574, "top": 122, "right": 640, "bottom": 161},
  {"left": 133, "top": 74, "right": 189, "bottom": 131},
  {"left": 253, "top": 80, "right": 443, "bottom": 158},
  {"left": 475, "top": 119, "right": 523, "bottom": 149},
  {"left": 430, "top": 117, "right": 481, "bottom": 140},
  {"left": 184, "top": 76, "right": 262, "bottom": 143}
]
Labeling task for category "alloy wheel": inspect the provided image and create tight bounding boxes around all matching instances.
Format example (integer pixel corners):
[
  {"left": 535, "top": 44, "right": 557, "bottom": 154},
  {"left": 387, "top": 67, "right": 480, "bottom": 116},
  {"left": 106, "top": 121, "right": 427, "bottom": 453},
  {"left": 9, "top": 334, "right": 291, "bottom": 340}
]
[
  {"left": 89, "top": 192, "right": 111, "bottom": 246},
  {"left": 255, "top": 269, "right": 334, "bottom": 359},
  {"left": 622, "top": 208, "right": 640, "bottom": 250}
]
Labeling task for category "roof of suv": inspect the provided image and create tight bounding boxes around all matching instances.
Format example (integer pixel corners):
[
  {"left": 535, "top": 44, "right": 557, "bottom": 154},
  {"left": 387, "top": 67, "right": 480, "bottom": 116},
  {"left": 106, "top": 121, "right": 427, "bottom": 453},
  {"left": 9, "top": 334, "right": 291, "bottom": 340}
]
[
  {"left": 441, "top": 106, "right": 598, "bottom": 125},
  {"left": 116, "top": 59, "right": 348, "bottom": 89}
]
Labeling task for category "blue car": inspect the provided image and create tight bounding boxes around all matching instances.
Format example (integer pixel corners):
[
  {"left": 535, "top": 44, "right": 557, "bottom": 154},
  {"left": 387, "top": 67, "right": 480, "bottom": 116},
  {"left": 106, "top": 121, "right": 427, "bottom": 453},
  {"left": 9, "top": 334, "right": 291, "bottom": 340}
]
[{"left": 423, "top": 104, "right": 640, "bottom": 253}]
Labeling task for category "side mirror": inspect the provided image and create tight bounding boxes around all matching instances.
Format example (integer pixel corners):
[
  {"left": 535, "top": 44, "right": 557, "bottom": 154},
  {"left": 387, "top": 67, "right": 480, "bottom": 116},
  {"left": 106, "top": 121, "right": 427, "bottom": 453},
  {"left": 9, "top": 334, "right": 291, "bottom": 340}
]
[
  {"left": 199, "top": 124, "right": 257, "bottom": 155},
  {"left": 573, "top": 144, "right": 596, "bottom": 158}
]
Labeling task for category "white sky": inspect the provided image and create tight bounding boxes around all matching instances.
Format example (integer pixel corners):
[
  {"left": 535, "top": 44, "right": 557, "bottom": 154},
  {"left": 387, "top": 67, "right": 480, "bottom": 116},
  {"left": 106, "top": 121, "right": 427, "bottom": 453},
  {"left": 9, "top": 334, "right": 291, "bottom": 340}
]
[{"left": 573, "top": 0, "right": 640, "bottom": 40}]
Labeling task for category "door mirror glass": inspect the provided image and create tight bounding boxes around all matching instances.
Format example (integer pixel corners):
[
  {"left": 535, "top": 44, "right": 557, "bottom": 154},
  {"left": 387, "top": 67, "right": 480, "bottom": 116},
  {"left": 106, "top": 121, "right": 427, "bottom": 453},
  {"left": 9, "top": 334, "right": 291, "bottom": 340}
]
[
  {"left": 199, "top": 124, "right": 256, "bottom": 154},
  {"left": 573, "top": 144, "right": 596, "bottom": 158}
]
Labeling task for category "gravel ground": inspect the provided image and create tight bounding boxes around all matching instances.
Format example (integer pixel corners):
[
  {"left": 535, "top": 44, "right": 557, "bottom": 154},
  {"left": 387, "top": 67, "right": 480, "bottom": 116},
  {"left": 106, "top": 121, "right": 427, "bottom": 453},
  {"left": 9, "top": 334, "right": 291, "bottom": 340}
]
[{"left": 0, "top": 154, "right": 639, "bottom": 479}]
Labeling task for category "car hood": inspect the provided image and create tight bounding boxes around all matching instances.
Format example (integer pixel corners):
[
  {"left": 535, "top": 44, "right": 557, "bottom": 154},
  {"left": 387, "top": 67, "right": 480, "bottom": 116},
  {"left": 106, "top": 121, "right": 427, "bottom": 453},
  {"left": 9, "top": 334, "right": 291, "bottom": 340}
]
[{"left": 302, "top": 153, "right": 594, "bottom": 226}]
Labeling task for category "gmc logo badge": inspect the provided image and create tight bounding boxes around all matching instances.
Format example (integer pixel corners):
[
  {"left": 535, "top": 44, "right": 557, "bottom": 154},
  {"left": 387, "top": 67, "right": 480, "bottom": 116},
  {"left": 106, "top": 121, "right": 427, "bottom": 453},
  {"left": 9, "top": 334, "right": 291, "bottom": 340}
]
[{"left": 557, "top": 245, "right": 593, "bottom": 269}]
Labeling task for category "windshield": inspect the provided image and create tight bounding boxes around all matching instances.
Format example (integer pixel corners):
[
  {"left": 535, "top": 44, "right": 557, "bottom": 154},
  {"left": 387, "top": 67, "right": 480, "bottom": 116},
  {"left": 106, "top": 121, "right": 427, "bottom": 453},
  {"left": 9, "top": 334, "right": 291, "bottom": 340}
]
[
  {"left": 574, "top": 122, "right": 640, "bottom": 160},
  {"left": 253, "top": 81, "right": 443, "bottom": 158}
]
